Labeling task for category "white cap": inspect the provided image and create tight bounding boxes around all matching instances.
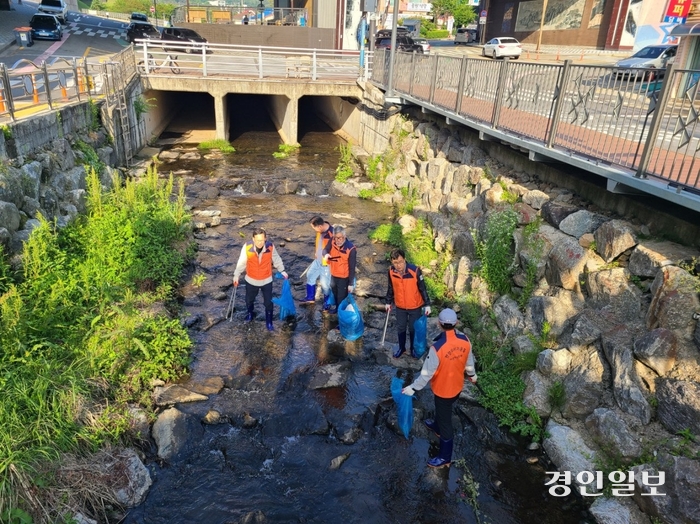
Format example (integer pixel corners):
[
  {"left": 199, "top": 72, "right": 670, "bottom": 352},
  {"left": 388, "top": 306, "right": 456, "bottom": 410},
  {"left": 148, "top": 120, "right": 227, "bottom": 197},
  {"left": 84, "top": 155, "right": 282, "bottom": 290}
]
[{"left": 438, "top": 308, "right": 457, "bottom": 325}]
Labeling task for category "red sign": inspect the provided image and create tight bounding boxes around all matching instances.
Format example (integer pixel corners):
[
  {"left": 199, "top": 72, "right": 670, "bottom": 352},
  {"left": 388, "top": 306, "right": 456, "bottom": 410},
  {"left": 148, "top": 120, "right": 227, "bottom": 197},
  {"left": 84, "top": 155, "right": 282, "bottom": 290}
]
[{"left": 666, "top": 0, "right": 691, "bottom": 19}]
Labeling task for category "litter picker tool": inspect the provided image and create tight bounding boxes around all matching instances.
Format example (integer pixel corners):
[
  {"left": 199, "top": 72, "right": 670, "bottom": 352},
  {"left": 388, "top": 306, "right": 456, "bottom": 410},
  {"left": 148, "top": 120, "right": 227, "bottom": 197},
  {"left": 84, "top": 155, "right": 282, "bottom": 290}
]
[
  {"left": 227, "top": 284, "right": 237, "bottom": 322},
  {"left": 299, "top": 262, "right": 313, "bottom": 280},
  {"left": 380, "top": 307, "right": 390, "bottom": 347}
]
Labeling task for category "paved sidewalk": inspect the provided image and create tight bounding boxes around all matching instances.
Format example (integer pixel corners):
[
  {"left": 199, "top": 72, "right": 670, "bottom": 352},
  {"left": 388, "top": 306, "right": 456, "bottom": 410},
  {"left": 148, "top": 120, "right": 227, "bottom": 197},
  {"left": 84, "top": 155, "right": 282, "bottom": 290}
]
[{"left": 0, "top": 1, "right": 41, "bottom": 54}]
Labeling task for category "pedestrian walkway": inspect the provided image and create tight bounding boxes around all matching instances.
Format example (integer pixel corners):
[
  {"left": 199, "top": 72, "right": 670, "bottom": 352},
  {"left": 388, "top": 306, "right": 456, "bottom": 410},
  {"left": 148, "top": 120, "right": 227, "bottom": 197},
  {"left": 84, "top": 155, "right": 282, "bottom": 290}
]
[{"left": 0, "top": 1, "right": 38, "bottom": 54}]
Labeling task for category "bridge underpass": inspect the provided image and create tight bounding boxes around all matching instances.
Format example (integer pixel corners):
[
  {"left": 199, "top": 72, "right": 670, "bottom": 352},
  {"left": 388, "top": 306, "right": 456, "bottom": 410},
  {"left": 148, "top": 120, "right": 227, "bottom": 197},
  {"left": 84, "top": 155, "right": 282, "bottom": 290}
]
[{"left": 140, "top": 76, "right": 364, "bottom": 146}]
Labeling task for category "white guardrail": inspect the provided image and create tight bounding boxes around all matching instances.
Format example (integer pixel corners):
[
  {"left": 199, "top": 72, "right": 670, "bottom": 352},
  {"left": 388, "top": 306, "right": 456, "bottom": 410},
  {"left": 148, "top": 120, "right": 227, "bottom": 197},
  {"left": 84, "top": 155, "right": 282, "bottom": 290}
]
[{"left": 133, "top": 40, "right": 371, "bottom": 81}]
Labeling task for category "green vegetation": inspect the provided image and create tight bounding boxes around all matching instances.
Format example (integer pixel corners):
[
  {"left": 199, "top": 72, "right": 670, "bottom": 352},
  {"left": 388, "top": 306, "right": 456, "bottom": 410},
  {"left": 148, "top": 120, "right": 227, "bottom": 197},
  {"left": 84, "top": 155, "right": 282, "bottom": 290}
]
[
  {"left": 198, "top": 139, "right": 235, "bottom": 154},
  {"left": 358, "top": 153, "right": 394, "bottom": 200},
  {"left": 454, "top": 458, "right": 485, "bottom": 523},
  {"left": 548, "top": 380, "right": 566, "bottom": 412},
  {"left": 518, "top": 218, "right": 544, "bottom": 309},
  {"left": 475, "top": 208, "right": 518, "bottom": 296},
  {"left": 1, "top": 124, "right": 12, "bottom": 140},
  {"left": 88, "top": 100, "right": 101, "bottom": 132},
  {"left": 334, "top": 143, "right": 355, "bottom": 182},
  {"left": 498, "top": 180, "right": 519, "bottom": 205},
  {"left": 191, "top": 273, "right": 206, "bottom": 287},
  {"left": 397, "top": 187, "right": 419, "bottom": 215},
  {"left": 74, "top": 140, "right": 105, "bottom": 175},
  {"left": 272, "top": 143, "right": 300, "bottom": 159},
  {"left": 133, "top": 96, "right": 156, "bottom": 120},
  {"left": 89, "top": 0, "right": 176, "bottom": 20},
  {"left": 0, "top": 167, "right": 193, "bottom": 522},
  {"left": 430, "top": 0, "right": 477, "bottom": 29}
]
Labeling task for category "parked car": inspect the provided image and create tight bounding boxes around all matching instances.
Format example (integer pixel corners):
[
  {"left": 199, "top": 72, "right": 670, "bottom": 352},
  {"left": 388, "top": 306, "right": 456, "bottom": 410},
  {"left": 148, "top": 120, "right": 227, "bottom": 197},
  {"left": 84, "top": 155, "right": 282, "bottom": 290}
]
[
  {"left": 161, "top": 27, "right": 209, "bottom": 53},
  {"left": 375, "top": 27, "right": 409, "bottom": 39},
  {"left": 374, "top": 34, "right": 423, "bottom": 53},
  {"left": 413, "top": 37, "right": 430, "bottom": 53},
  {"left": 126, "top": 22, "right": 160, "bottom": 44},
  {"left": 455, "top": 27, "right": 475, "bottom": 45},
  {"left": 37, "top": 0, "right": 67, "bottom": 23},
  {"left": 30, "top": 13, "right": 63, "bottom": 41},
  {"left": 130, "top": 12, "right": 149, "bottom": 23},
  {"left": 482, "top": 37, "right": 522, "bottom": 59},
  {"left": 613, "top": 45, "right": 677, "bottom": 81}
]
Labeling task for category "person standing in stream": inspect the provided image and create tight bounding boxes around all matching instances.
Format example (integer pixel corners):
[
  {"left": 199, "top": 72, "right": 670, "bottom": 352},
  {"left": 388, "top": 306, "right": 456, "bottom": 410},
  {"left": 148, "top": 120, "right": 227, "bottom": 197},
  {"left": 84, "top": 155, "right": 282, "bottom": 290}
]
[
  {"left": 401, "top": 308, "right": 477, "bottom": 468},
  {"left": 300, "top": 216, "right": 334, "bottom": 310},
  {"left": 233, "top": 228, "right": 288, "bottom": 331},
  {"left": 384, "top": 248, "right": 431, "bottom": 359},
  {"left": 322, "top": 225, "right": 356, "bottom": 314}
]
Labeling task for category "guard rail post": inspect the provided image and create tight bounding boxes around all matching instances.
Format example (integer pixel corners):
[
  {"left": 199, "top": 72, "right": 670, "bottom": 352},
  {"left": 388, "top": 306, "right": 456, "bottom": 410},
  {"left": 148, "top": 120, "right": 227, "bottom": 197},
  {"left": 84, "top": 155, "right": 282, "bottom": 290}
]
[
  {"left": 43, "top": 62, "right": 53, "bottom": 110},
  {"left": 428, "top": 55, "right": 439, "bottom": 105},
  {"left": 492, "top": 58, "right": 510, "bottom": 128},
  {"left": 455, "top": 56, "right": 468, "bottom": 114},
  {"left": 546, "top": 59, "right": 572, "bottom": 148},
  {"left": 636, "top": 63, "right": 676, "bottom": 179}
]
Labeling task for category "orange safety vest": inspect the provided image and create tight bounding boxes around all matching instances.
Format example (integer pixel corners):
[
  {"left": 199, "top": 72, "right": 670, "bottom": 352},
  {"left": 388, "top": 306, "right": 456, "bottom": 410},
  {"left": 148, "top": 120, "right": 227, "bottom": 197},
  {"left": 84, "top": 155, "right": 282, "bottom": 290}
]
[
  {"left": 315, "top": 225, "right": 334, "bottom": 263},
  {"left": 431, "top": 330, "right": 472, "bottom": 398},
  {"left": 390, "top": 264, "right": 425, "bottom": 310},
  {"left": 329, "top": 241, "right": 355, "bottom": 278},
  {"left": 245, "top": 241, "right": 275, "bottom": 280}
]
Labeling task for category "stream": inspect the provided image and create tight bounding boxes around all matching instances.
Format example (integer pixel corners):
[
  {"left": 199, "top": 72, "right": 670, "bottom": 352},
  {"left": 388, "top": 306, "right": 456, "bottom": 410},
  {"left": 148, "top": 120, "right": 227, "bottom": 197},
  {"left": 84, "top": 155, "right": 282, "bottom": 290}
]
[{"left": 123, "top": 99, "right": 593, "bottom": 524}]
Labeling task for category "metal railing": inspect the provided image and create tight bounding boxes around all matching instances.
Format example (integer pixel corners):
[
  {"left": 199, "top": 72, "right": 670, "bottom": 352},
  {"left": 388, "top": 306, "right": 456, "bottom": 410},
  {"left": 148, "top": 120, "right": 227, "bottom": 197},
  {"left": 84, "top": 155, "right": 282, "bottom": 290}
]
[
  {"left": 373, "top": 49, "right": 700, "bottom": 198},
  {"left": 0, "top": 46, "right": 137, "bottom": 123},
  {"left": 133, "top": 40, "right": 369, "bottom": 81}
]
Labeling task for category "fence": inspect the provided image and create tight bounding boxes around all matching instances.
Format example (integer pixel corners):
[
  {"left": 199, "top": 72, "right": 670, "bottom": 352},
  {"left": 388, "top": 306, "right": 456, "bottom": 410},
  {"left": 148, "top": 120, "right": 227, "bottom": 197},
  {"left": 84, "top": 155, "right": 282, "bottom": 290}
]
[
  {"left": 171, "top": 5, "right": 308, "bottom": 26},
  {"left": 373, "top": 49, "right": 700, "bottom": 197}
]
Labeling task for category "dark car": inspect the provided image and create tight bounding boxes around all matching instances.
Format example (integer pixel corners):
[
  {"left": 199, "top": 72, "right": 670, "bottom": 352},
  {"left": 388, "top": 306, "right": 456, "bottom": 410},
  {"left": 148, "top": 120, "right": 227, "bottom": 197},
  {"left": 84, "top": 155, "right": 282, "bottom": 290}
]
[
  {"left": 126, "top": 22, "right": 160, "bottom": 44},
  {"left": 30, "top": 13, "right": 63, "bottom": 41},
  {"left": 130, "top": 12, "right": 149, "bottom": 22},
  {"left": 375, "top": 26, "right": 409, "bottom": 39},
  {"left": 374, "top": 34, "right": 423, "bottom": 53},
  {"left": 161, "top": 27, "right": 209, "bottom": 53}
]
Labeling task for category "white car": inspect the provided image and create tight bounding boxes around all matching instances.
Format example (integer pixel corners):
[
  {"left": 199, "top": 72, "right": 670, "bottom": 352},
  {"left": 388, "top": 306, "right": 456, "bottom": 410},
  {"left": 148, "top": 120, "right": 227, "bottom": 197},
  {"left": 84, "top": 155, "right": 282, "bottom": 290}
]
[
  {"left": 413, "top": 37, "right": 430, "bottom": 54},
  {"left": 37, "top": 0, "right": 67, "bottom": 23},
  {"left": 482, "top": 37, "right": 522, "bottom": 59},
  {"left": 613, "top": 45, "right": 677, "bottom": 81}
]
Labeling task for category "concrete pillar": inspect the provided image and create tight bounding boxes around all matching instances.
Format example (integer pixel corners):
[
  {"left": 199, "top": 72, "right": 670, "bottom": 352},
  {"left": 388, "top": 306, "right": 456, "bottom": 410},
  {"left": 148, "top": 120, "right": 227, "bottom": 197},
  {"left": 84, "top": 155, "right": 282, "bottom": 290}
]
[
  {"left": 268, "top": 95, "right": 298, "bottom": 145},
  {"left": 214, "top": 94, "right": 229, "bottom": 141}
]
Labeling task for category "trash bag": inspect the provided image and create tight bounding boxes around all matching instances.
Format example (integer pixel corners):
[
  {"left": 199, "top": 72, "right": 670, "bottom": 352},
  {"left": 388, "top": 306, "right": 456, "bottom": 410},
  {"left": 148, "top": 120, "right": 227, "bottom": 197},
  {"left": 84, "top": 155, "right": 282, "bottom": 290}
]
[
  {"left": 272, "top": 279, "right": 296, "bottom": 320},
  {"left": 412, "top": 314, "right": 428, "bottom": 358},
  {"left": 337, "top": 294, "right": 364, "bottom": 341},
  {"left": 327, "top": 290, "right": 335, "bottom": 306},
  {"left": 391, "top": 376, "right": 413, "bottom": 439}
]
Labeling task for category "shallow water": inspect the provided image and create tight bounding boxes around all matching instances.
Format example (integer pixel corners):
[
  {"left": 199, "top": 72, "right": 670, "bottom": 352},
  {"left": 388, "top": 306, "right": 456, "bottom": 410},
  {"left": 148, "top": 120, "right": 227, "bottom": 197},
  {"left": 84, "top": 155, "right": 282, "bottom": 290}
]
[{"left": 123, "top": 105, "right": 592, "bottom": 524}]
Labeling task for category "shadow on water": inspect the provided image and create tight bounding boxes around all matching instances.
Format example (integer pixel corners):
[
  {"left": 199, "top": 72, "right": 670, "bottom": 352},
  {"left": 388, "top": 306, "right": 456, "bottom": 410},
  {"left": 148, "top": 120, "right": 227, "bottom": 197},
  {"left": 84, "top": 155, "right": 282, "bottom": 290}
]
[{"left": 123, "top": 113, "right": 593, "bottom": 523}]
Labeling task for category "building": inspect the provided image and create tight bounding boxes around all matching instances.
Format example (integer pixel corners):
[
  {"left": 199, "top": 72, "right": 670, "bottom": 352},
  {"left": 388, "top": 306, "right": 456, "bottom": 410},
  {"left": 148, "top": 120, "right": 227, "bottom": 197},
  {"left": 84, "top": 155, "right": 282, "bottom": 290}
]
[{"left": 483, "top": 0, "right": 682, "bottom": 51}]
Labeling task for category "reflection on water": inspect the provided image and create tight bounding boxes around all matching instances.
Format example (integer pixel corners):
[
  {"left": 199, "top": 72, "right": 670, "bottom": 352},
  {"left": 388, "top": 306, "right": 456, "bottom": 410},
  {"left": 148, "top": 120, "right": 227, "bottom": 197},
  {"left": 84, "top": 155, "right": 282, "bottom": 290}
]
[{"left": 124, "top": 116, "right": 592, "bottom": 524}]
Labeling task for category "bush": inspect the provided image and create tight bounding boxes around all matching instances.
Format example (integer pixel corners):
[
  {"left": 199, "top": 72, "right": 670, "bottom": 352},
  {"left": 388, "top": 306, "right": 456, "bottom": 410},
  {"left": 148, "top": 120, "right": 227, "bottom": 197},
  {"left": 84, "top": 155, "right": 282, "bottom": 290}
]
[{"left": 424, "top": 30, "right": 449, "bottom": 39}]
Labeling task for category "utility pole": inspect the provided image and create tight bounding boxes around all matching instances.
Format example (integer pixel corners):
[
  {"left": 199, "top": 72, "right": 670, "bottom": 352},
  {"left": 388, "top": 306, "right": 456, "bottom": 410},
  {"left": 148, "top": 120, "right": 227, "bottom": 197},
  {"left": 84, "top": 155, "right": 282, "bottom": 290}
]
[
  {"left": 386, "top": 0, "right": 399, "bottom": 97},
  {"left": 536, "top": 0, "right": 549, "bottom": 52}
]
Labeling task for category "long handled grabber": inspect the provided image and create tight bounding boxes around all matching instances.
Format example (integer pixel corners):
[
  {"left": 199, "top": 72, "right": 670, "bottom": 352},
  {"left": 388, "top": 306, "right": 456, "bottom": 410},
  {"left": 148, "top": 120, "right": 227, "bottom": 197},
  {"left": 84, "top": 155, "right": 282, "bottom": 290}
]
[
  {"left": 299, "top": 262, "right": 313, "bottom": 281},
  {"left": 380, "top": 307, "right": 390, "bottom": 347},
  {"left": 227, "top": 284, "right": 237, "bottom": 322}
]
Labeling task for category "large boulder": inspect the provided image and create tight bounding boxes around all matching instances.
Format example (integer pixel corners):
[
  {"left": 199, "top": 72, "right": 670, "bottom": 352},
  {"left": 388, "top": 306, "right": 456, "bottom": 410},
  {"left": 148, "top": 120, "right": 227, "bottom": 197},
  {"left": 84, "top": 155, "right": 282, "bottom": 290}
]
[
  {"left": 633, "top": 328, "right": 677, "bottom": 376},
  {"left": 646, "top": 266, "right": 700, "bottom": 343},
  {"left": 584, "top": 408, "right": 642, "bottom": 461},
  {"left": 586, "top": 268, "right": 643, "bottom": 323},
  {"left": 545, "top": 235, "right": 588, "bottom": 290},
  {"left": 492, "top": 294, "right": 525, "bottom": 337},
  {"left": 593, "top": 219, "right": 637, "bottom": 262},
  {"left": 629, "top": 241, "right": 700, "bottom": 278},
  {"left": 558, "top": 210, "right": 607, "bottom": 239},
  {"left": 152, "top": 407, "right": 204, "bottom": 460},
  {"left": 543, "top": 420, "right": 598, "bottom": 492},
  {"left": 656, "top": 379, "right": 700, "bottom": 435},
  {"left": 562, "top": 346, "right": 605, "bottom": 419}
]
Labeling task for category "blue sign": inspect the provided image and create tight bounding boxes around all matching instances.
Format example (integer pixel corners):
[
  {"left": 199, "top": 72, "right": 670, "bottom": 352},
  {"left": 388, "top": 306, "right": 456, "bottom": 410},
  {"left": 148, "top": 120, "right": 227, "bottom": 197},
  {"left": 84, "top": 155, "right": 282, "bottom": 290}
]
[{"left": 664, "top": 15, "right": 686, "bottom": 24}]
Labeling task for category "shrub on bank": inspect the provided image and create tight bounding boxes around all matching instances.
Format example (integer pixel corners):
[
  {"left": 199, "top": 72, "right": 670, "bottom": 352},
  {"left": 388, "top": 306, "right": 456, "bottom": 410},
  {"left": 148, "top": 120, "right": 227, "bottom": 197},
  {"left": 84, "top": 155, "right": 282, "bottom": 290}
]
[{"left": 0, "top": 167, "right": 193, "bottom": 522}]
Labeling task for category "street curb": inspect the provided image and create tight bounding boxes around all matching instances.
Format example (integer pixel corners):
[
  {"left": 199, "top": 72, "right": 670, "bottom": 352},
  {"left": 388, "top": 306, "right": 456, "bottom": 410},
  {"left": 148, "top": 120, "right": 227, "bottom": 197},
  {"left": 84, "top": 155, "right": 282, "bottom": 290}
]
[{"left": 0, "top": 40, "right": 17, "bottom": 55}]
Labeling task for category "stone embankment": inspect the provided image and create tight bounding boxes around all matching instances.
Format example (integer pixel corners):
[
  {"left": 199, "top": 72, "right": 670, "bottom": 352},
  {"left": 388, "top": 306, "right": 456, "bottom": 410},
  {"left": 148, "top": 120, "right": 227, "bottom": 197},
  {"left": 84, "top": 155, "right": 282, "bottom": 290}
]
[{"left": 343, "top": 107, "right": 700, "bottom": 523}]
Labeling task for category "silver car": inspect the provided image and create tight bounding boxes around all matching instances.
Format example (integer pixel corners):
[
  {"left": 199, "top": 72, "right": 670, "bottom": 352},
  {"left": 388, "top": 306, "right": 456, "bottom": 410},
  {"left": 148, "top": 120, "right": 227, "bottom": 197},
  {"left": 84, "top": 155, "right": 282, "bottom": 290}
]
[
  {"left": 413, "top": 37, "right": 430, "bottom": 54},
  {"left": 613, "top": 45, "right": 677, "bottom": 81},
  {"left": 482, "top": 37, "right": 521, "bottom": 59}
]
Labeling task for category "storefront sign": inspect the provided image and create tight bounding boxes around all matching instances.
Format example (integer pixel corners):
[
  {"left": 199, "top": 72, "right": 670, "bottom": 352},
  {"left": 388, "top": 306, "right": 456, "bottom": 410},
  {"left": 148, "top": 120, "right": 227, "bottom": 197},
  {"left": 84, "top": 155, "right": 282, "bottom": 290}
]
[
  {"left": 406, "top": 3, "right": 432, "bottom": 11},
  {"left": 665, "top": 0, "right": 692, "bottom": 20}
]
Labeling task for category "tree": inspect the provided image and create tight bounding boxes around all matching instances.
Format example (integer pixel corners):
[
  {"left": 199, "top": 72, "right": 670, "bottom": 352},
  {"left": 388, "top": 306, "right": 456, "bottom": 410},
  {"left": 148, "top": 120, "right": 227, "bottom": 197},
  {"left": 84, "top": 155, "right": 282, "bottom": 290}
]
[{"left": 430, "top": 0, "right": 476, "bottom": 28}]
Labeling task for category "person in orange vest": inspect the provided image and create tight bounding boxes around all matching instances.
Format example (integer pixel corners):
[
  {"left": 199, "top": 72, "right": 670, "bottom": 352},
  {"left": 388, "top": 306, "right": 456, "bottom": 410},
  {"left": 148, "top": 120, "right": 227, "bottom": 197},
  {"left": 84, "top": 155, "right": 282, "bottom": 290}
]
[
  {"left": 384, "top": 248, "right": 431, "bottom": 359},
  {"left": 322, "top": 224, "right": 356, "bottom": 314},
  {"left": 402, "top": 308, "right": 476, "bottom": 468},
  {"left": 233, "top": 228, "right": 288, "bottom": 331},
  {"left": 301, "top": 216, "right": 333, "bottom": 309}
]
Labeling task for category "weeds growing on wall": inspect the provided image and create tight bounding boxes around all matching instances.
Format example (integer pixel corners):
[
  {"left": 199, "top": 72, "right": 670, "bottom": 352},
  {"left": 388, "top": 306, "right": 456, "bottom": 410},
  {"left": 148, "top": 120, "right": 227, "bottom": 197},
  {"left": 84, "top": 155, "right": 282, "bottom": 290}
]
[
  {"left": 475, "top": 207, "right": 519, "bottom": 296},
  {"left": 88, "top": 99, "right": 101, "bottom": 132},
  {"left": 518, "top": 217, "right": 545, "bottom": 309},
  {"left": 0, "top": 125, "right": 11, "bottom": 140},
  {"left": 0, "top": 167, "right": 192, "bottom": 522},
  {"left": 198, "top": 139, "right": 235, "bottom": 154},
  {"left": 335, "top": 143, "right": 355, "bottom": 182},
  {"left": 133, "top": 96, "right": 156, "bottom": 120},
  {"left": 74, "top": 140, "right": 105, "bottom": 176}
]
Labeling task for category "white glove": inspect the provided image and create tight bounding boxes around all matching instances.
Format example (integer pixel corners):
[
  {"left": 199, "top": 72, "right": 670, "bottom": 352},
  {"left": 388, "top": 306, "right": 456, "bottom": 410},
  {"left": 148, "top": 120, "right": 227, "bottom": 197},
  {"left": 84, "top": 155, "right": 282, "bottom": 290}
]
[
  {"left": 402, "top": 386, "right": 415, "bottom": 396},
  {"left": 348, "top": 285, "right": 354, "bottom": 293},
  {"left": 385, "top": 304, "right": 391, "bottom": 312},
  {"left": 424, "top": 306, "right": 431, "bottom": 316},
  {"left": 281, "top": 271, "right": 288, "bottom": 279},
  {"left": 467, "top": 374, "right": 477, "bottom": 384}
]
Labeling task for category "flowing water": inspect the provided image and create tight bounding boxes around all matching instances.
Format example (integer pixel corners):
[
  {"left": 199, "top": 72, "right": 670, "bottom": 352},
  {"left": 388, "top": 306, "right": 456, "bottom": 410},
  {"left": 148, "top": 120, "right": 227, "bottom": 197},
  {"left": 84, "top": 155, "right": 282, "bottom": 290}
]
[{"left": 123, "top": 103, "right": 593, "bottom": 524}]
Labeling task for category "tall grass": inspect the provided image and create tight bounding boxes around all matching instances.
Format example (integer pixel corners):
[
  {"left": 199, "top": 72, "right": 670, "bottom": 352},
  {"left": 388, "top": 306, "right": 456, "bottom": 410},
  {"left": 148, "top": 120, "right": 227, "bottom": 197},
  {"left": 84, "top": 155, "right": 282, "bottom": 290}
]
[{"left": 0, "top": 167, "right": 193, "bottom": 522}]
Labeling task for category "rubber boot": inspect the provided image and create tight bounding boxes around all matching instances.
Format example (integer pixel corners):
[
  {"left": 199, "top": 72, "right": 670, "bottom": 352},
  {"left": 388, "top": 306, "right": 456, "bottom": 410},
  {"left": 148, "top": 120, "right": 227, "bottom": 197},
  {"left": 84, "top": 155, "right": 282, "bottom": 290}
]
[
  {"left": 409, "top": 331, "right": 418, "bottom": 358},
  {"left": 424, "top": 419, "right": 440, "bottom": 438},
  {"left": 265, "top": 309, "right": 274, "bottom": 331},
  {"left": 301, "top": 284, "right": 316, "bottom": 304},
  {"left": 245, "top": 304, "right": 255, "bottom": 322},
  {"left": 393, "top": 332, "right": 407, "bottom": 358},
  {"left": 323, "top": 294, "right": 332, "bottom": 311},
  {"left": 427, "top": 438, "right": 453, "bottom": 468}
]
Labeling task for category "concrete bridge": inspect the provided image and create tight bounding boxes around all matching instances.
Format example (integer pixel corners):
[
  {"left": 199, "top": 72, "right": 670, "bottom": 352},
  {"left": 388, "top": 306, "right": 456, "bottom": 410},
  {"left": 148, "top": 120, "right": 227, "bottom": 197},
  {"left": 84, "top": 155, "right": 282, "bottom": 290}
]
[{"left": 134, "top": 42, "right": 369, "bottom": 145}]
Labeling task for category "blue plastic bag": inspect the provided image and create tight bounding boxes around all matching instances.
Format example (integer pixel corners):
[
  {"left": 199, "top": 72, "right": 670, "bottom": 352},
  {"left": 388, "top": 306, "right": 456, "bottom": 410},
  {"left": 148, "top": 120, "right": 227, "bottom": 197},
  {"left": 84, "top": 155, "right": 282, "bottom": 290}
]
[
  {"left": 391, "top": 376, "right": 413, "bottom": 439},
  {"left": 413, "top": 314, "right": 427, "bottom": 358},
  {"left": 272, "top": 279, "right": 296, "bottom": 320},
  {"left": 337, "top": 294, "right": 364, "bottom": 341}
]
